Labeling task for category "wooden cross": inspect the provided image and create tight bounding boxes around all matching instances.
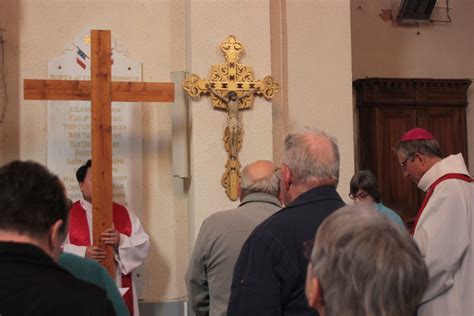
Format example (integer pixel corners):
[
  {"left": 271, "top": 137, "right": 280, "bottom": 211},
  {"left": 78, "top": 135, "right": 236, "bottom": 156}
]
[
  {"left": 183, "top": 35, "right": 278, "bottom": 201},
  {"left": 24, "top": 30, "right": 174, "bottom": 275}
]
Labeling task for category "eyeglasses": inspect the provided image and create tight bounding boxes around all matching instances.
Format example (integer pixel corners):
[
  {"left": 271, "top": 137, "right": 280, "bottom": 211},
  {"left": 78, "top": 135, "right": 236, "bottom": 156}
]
[
  {"left": 348, "top": 192, "right": 369, "bottom": 200},
  {"left": 399, "top": 153, "right": 415, "bottom": 170}
]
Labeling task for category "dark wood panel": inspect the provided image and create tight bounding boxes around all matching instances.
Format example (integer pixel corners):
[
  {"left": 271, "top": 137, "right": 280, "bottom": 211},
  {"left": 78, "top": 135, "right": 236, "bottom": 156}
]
[
  {"left": 378, "top": 108, "right": 418, "bottom": 219},
  {"left": 354, "top": 78, "right": 471, "bottom": 108},
  {"left": 354, "top": 78, "right": 471, "bottom": 229},
  {"left": 417, "top": 108, "right": 468, "bottom": 162}
]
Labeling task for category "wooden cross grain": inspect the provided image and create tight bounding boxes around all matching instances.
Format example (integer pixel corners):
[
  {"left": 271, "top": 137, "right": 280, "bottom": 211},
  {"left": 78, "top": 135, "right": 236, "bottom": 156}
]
[{"left": 24, "top": 30, "right": 174, "bottom": 275}]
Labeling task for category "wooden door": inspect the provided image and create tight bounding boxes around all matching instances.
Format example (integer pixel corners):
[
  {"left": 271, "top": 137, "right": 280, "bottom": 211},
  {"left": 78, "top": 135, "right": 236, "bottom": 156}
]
[
  {"left": 417, "top": 107, "right": 468, "bottom": 161},
  {"left": 354, "top": 78, "right": 471, "bottom": 229},
  {"left": 376, "top": 107, "right": 418, "bottom": 219}
]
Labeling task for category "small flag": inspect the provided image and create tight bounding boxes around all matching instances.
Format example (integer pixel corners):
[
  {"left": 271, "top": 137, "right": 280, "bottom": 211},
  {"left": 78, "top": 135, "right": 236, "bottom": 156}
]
[{"left": 76, "top": 47, "right": 88, "bottom": 70}]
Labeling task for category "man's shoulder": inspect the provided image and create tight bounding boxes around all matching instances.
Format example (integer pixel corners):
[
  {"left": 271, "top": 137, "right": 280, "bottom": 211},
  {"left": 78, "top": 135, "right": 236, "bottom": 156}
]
[
  {"left": 249, "top": 187, "right": 345, "bottom": 237},
  {"left": 268, "top": 189, "right": 343, "bottom": 222},
  {"left": 200, "top": 206, "right": 246, "bottom": 237},
  {"left": 200, "top": 201, "right": 279, "bottom": 239}
]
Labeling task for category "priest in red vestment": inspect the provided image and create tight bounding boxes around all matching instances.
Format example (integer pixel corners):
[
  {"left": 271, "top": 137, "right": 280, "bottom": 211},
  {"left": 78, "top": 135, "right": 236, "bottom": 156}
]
[{"left": 63, "top": 160, "right": 150, "bottom": 316}]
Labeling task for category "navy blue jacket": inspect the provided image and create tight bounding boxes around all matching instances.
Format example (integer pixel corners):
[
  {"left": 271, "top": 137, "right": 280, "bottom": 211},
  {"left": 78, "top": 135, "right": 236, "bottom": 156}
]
[{"left": 227, "top": 186, "right": 345, "bottom": 316}]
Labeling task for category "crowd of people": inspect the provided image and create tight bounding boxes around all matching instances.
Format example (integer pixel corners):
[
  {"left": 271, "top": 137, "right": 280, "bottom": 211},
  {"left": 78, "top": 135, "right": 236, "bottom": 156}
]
[
  {"left": 188, "top": 127, "right": 473, "bottom": 316},
  {"left": 0, "top": 126, "right": 472, "bottom": 316}
]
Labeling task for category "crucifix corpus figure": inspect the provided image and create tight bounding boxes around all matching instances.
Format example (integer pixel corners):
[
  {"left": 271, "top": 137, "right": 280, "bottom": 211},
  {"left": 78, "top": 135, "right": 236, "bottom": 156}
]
[
  {"left": 23, "top": 30, "right": 174, "bottom": 281},
  {"left": 183, "top": 35, "right": 279, "bottom": 201}
]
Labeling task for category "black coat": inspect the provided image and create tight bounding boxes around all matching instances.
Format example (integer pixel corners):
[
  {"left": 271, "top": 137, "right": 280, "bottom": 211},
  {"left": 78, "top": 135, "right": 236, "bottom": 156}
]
[
  {"left": 0, "top": 242, "right": 116, "bottom": 316},
  {"left": 228, "top": 186, "right": 345, "bottom": 316}
]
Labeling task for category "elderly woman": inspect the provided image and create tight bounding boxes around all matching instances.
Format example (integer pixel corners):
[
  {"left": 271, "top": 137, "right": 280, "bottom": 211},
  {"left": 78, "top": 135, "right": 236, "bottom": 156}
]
[{"left": 349, "top": 170, "right": 404, "bottom": 227}]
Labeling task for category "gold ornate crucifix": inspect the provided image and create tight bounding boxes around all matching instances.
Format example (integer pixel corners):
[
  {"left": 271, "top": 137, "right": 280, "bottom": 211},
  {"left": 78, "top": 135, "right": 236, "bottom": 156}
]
[
  {"left": 183, "top": 35, "right": 278, "bottom": 201},
  {"left": 24, "top": 30, "right": 174, "bottom": 275}
]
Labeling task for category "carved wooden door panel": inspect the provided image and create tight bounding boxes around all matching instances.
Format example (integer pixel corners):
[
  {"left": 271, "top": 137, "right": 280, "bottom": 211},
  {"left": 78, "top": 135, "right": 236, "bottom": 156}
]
[
  {"left": 377, "top": 107, "right": 418, "bottom": 219},
  {"left": 417, "top": 108, "right": 468, "bottom": 162},
  {"left": 354, "top": 78, "right": 471, "bottom": 229}
]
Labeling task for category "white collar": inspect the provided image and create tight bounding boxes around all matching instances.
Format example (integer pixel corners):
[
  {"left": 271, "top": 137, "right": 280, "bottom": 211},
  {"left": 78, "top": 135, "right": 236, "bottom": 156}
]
[
  {"left": 418, "top": 153, "right": 470, "bottom": 192},
  {"left": 79, "top": 198, "right": 93, "bottom": 214}
]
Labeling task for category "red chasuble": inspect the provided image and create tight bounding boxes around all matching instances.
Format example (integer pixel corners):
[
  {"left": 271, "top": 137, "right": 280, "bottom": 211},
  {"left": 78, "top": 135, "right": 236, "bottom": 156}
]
[
  {"left": 413, "top": 173, "right": 473, "bottom": 234},
  {"left": 68, "top": 201, "right": 134, "bottom": 315}
]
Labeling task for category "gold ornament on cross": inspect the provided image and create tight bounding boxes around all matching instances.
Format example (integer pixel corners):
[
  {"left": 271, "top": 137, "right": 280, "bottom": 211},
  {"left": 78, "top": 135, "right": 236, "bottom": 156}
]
[{"left": 183, "top": 35, "right": 279, "bottom": 201}]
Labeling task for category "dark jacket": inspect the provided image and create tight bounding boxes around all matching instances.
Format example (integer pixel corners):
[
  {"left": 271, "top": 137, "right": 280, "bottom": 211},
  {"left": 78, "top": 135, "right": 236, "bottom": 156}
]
[
  {"left": 227, "top": 186, "right": 345, "bottom": 316},
  {"left": 0, "top": 242, "right": 116, "bottom": 316}
]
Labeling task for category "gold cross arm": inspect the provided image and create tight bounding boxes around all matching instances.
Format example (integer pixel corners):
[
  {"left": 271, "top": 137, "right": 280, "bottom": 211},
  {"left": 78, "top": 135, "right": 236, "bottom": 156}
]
[{"left": 183, "top": 74, "right": 278, "bottom": 109}]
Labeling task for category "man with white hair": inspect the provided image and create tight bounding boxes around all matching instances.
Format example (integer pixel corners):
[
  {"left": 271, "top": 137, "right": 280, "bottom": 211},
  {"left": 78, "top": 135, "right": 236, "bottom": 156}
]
[
  {"left": 306, "top": 205, "right": 428, "bottom": 316},
  {"left": 186, "top": 160, "right": 281, "bottom": 316},
  {"left": 228, "top": 129, "right": 345, "bottom": 316}
]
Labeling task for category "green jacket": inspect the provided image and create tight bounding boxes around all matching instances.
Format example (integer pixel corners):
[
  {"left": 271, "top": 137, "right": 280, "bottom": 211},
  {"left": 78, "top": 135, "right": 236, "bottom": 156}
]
[{"left": 59, "top": 253, "right": 130, "bottom": 316}]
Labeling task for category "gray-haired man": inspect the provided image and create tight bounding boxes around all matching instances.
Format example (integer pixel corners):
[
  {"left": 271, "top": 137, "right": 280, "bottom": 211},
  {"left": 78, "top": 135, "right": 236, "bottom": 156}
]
[
  {"left": 185, "top": 160, "right": 281, "bottom": 316},
  {"left": 306, "top": 205, "right": 428, "bottom": 316},
  {"left": 228, "top": 129, "right": 345, "bottom": 316}
]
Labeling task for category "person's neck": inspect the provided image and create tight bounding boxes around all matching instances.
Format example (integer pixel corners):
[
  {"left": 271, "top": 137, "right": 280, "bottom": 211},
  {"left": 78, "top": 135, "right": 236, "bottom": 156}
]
[
  {"left": 0, "top": 230, "right": 49, "bottom": 253},
  {"left": 426, "top": 155, "right": 442, "bottom": 168},
  {"left": 421, "top": 155, "right": 443, "bottom": 176},
  {"left": 288, "top": 179, "right": 336, "bottom": 203},
  {"left": 82, "top": 196, "right": 92, "bottom": 204}
]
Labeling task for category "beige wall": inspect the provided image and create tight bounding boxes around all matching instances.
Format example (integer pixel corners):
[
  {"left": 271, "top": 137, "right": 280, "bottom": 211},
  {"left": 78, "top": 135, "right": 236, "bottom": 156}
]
[
  {"left": 351, "top": 0, "right": 474, "bottom": 171},
  {"left": 1, "top": 0, "right": 356, "bottom": 304},
  {"left": 284, "top": 0, "right": 355, "bottom": 198},
  {"left": 186, "top": 0, "right": 274, "bottom": 243},
  {"left": 0, "top": 0, "right": 186, "bottom": 302}
]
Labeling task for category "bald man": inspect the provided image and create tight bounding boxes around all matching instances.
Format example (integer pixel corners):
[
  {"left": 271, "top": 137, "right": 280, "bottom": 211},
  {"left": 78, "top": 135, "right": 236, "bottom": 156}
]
[{"left": 185, "top": 160, "right": 281, "bottom": 316}]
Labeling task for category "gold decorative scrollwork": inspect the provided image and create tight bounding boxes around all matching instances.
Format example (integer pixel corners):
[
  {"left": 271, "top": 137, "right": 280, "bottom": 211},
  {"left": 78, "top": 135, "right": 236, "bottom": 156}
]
[{"left": 182, "top": 74, "right": 207, "bottom": 98}]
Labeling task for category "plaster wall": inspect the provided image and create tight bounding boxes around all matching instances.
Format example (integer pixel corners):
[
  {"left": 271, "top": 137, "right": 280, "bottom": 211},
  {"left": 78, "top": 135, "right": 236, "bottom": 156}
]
[
  {"left": 186, "top": 0, "right": 274, "bottom": 243},
  {"left": 285, "top": 0, "right": 355, "bottom": 198},
  {"left": 351, "top": 0, "right": 474, "bottom": 171},
  {"left": 0, "top": 0, "right": 187, "bottom": 302}
]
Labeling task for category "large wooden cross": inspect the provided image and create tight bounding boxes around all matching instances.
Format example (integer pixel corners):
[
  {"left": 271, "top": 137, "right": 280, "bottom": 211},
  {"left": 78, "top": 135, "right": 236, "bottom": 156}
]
[
  {"left": 183, "top": 35, "right": 278, "bottom": 201},
  {"left": 24, "top": 30, "right": 174, "bottom": 275}
]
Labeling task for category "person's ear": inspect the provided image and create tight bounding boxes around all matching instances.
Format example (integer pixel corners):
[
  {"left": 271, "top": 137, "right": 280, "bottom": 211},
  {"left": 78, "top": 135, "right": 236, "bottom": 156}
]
[
  {"left": 281, "top": 164, "right": 292, "bottom": 189},
  {"left": 308, "top": 275, "right": 321, "bottom": 308},
  {"left": 415, "top": 152, "right": 426, "bottom": 164},
  {"left": 78, "top": 181, "right": 85, "bottom": 193},
  {"left": 306, "top": 264, "right": 324, "bottom": 309},
  {"left": 48, "top": 219, "right": 65, "bottom": 261},
  {"left": 415, "top": 153, "right": 429, "bottom": 169}
]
